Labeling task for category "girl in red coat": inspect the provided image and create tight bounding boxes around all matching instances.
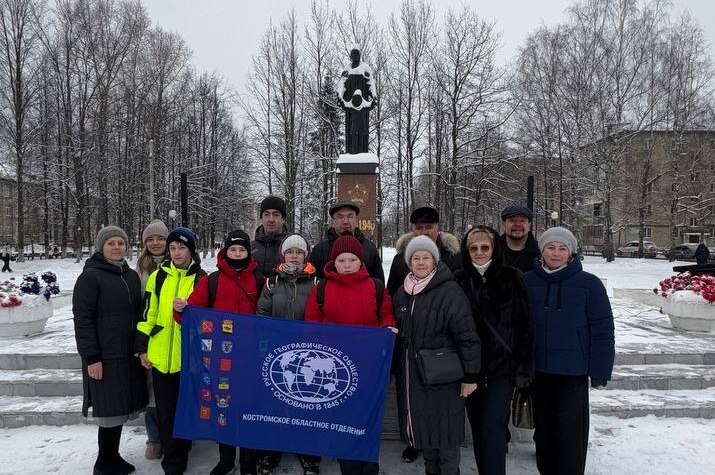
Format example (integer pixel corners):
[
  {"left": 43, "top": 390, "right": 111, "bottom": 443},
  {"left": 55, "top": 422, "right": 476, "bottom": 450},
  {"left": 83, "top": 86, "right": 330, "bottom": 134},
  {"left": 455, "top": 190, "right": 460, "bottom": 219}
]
[
  {"left": 304, "top": 234, "right": 396, "bottom": 475},
  {"left": 185, "top": 230, "right": 264, "bottom": 475}
]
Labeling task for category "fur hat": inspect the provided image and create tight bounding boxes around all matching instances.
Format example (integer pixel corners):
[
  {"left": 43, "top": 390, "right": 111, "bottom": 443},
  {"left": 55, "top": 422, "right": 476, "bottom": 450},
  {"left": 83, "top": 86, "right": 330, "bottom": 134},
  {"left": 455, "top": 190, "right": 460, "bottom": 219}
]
[
  {"left": 260, "top": 196, "right": 287, "bottom": 218},
  {"left": 410, "top": 206, "right": 439, "bottom": 224},
  {"left": 404, "top": 235, "right": 440, "bottom": 265},
  {"left": 538, "top": 226, "right": 577, "bottom": 255},
  {"left": 223, "top": 229, "right": 251, "bottom": 254},
  {"left": 95, "top": 225, "right": 129, "bottom": 252},
  {"left": 281, "top": 233, "right": 310, "bottom": 257},
  {"left": 167, "top": 227, "right": 198, "bottom": 254},
  {"left": 330, "top": 235, "right": 364, "bottom": 261},
  {"left": 329, "top": 201, "right": 360, "bottom": 217},
  {"left": 142, "top": 219, "right": 169, "bottom": 242},
  {"left": 501, "top": 205, "right": 533, "bottom": 221}
]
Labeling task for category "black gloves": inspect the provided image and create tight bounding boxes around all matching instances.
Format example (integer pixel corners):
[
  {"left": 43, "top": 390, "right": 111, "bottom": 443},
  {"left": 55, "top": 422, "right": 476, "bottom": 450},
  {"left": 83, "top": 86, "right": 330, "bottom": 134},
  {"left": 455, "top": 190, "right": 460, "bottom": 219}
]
[{"left": 591, "top": 378, "right": 608, "bottom": 389}]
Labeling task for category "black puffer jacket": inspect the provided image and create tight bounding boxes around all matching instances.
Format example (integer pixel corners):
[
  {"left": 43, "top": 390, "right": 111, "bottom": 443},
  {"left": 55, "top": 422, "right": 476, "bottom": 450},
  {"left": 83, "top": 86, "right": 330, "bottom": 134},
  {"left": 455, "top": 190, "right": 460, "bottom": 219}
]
[
  {"left": 252, "top": 224, "right": 289, "bottom": 277},
  {"left": 392, "top": 262, "right": 481, "bottom": 450},
  {"left": 501, "top": 232, "right": 540, "bottom": 272},
  {"left": 308, "top": 227, "right": 384, "bottom": 280},
  {"left": 455, "top": 227, "right": 535, "bottom": 383},
  {"left": 73, "top": 253, "right": 148, "bottom": 417},
  {"left": 387, "top": 231, "right": 461, "bottom": 296}
]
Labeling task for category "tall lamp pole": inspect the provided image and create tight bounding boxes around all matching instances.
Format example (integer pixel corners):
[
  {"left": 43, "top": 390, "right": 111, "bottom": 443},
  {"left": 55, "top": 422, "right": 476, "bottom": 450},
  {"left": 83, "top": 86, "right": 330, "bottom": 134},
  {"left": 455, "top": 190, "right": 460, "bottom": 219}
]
[{"left": 148, "top": 139, "right": 155, "bottom": 218}]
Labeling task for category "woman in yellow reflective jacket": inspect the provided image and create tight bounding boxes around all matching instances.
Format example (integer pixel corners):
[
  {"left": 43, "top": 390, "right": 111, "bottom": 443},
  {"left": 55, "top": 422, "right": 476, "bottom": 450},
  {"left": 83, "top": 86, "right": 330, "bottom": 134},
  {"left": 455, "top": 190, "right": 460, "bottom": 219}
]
[{"left": 135, "top": 227, "right": 205, "bottom": 475}]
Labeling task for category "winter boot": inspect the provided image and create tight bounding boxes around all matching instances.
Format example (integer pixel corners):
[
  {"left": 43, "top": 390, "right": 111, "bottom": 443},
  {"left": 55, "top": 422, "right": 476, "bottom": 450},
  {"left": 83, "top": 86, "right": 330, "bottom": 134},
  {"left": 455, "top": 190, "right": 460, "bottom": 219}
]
[
  {"left": 93, "top": 425, "right": 125, "bottom": 475},
  {"left": 401, "top": 445, "right": 420, "bottom": 463},
  {"left": 298, "top": 455, "right": 321, "bottom": 475},
  {"left": 145, "top": 442, "right": 163, "bottom": 460},
  {"left": 209, "top": 461, "right": 236, "bottom": 475},
  {"left": 111, "top": 454, "right": 136, "bottom": 474}
]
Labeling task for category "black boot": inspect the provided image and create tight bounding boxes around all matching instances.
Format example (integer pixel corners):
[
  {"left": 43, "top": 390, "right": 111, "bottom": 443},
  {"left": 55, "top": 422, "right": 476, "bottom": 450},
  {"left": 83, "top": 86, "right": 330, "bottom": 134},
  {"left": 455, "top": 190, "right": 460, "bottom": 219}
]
[
  {"left": 210, "top": 443, "right": 237, "bottom": 475},
  {"left": 298, "top": 454, "right": 321, "bottom": 475},
  {"left": 94, "top": 425, "right": 126, "bottom": 475}
]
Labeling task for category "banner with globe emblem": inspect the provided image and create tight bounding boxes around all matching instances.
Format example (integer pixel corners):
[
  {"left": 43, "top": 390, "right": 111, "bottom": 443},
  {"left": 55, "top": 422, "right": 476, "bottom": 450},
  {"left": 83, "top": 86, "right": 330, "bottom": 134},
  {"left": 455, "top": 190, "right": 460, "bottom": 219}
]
[{"left": 174, "top": 305, "right": 396, "bottom": 462}]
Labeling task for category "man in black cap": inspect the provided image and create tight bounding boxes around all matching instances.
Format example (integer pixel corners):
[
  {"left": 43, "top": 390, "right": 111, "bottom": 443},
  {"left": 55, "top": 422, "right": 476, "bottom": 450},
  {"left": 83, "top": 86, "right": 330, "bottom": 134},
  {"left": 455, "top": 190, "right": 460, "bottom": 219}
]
[
  {"left": 500, "top": 205, "right": 540, "bottom": 273},
  {"left": 308, "top": 201, "right": 384, "bottom": 280},
  {"left": 387, "top": 206, "right": 461, "bottom": 297},
  {"left": 252, "top": 196, "right": 290, "bottom": 277}
]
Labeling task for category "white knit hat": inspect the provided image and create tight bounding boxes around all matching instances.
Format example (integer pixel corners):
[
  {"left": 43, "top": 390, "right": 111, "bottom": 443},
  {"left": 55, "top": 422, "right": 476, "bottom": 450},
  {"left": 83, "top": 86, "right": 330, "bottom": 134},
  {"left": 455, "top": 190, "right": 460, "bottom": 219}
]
[
  {"left": 404, "top": 235, "right": 440, "bottom": 265},
  {"left": 538, "top": 227, "right": 577, "bottom": 255},
  {"left": 280, "top": 233, "right": 310, "bottom": 257}
]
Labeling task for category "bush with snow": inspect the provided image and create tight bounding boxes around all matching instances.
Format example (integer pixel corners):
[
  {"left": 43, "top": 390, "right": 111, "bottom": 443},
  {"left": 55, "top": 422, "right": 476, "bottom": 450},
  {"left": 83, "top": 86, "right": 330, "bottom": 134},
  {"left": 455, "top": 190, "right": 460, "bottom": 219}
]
[{"left": 0, "top": 272, "right": 60, "bottom": 308}]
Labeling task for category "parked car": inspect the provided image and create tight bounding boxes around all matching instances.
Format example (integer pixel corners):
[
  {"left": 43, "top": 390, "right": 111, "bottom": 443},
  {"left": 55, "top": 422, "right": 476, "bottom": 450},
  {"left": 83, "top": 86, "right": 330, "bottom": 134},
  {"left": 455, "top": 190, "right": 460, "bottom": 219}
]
[
  {"left": 668, "top": 243, "right": 715, "bottom": 262},
  {"left": 616, "top": 240, "right": 658, "bottom": 258}
]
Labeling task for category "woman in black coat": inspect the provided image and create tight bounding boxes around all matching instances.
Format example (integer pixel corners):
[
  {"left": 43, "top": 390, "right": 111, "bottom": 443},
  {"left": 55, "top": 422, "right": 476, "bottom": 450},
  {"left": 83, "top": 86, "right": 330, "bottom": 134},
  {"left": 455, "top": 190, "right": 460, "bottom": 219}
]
[
  {"left": 454, "top": 226, "right": 534, "bottom": 475},
  {"left": 73, "top": 226, "right": 148, "bottom": 475},
  {"left": 393, "top": 236, "right": 481, "bottom": 475}
]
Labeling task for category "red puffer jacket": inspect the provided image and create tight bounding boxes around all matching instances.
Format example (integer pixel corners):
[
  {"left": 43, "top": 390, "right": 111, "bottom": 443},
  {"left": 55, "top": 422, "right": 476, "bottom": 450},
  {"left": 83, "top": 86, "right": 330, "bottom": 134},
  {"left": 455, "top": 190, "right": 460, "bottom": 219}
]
[
  {"left": 181, "top": 250, "right": 263, "bottom": 321},
  {"left": 304, "top": 262, "right": 395, "bottom": 328}
]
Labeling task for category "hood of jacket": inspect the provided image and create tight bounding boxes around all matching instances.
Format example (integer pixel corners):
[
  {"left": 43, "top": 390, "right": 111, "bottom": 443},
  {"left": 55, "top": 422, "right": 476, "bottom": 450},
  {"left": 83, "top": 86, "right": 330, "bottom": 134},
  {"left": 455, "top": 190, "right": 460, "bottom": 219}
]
[
  {"left": 84, "top": 252, "right": 131, "bottom": 275},
  {"left": 531, "top": 256, "right": 583, "bottom": 283},
  {"left": 395, "top": 231, "right": 460, "bottom": 256},
  {"left": 459, "top": 226, "right": 504, "bottom": 279}
]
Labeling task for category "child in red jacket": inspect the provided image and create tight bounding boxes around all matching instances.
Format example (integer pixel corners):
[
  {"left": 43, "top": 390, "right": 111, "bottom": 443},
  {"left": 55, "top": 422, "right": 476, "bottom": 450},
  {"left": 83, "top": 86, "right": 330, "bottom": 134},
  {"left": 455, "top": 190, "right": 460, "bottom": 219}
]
[
  {"left": 185, "top": 229, "right": 264, "bottom": 475},
  {"left": 304, "top": 234, "right": 395, "bottom": 475}
]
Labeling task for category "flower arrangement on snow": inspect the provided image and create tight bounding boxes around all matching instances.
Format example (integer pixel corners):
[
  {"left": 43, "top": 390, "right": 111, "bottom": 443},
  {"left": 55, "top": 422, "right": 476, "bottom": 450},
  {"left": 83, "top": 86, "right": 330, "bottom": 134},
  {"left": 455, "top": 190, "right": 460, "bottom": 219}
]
[
  {"left": 0, "top": 272, "right": 60, "bottom": 308},
  {"left": 654, "top": 271, "right": 715, "bottom": 304}
]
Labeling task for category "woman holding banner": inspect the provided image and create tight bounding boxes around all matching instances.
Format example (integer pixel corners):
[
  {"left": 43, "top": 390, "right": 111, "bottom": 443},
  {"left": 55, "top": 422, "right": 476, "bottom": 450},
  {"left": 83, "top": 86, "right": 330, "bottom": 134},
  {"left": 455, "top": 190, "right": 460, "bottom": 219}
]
[{"left": 392, "top": 236, "right": 481, "bottom": 475}]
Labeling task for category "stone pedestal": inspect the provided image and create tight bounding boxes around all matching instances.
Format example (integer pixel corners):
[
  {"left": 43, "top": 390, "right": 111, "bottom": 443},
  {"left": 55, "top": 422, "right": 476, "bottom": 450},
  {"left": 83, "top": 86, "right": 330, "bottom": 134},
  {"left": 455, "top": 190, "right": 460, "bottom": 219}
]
[
  {"left": 0, "top": 298, "right": 53, "bottom": 337},
  {"left": 336, "top": 153, "right": 379, "bottom": 243},
  {"left": 662, "top": 291, "right": 715, "bottom": 333}
]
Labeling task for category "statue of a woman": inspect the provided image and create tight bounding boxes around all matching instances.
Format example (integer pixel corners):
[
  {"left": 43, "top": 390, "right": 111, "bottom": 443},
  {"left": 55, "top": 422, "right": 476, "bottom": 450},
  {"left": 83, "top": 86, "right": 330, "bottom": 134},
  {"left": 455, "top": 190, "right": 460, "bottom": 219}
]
[{"left": 337, "top": 48, "right": 377, "bottom": 154}]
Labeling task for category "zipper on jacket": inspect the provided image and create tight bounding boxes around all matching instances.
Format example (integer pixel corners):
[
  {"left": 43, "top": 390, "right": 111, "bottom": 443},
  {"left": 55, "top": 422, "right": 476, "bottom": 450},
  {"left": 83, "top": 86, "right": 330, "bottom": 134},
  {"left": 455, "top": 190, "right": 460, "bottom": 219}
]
[
  {"left": 166, "top": 267, "right": 183, "bottom": 372},
  {"left": 405, "top": 296, "right": 417, "bottom": 446}
]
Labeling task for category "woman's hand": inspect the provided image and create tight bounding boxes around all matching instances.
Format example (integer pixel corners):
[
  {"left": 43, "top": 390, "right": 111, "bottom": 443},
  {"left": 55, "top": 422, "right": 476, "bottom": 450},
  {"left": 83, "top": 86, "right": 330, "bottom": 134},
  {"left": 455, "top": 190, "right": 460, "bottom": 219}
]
[
  {"left": 173, "top": 297, "right": 187, "bottom": 312},
  {"left": 460, "top": 382, "right": 477, "bottom": 397},
  {"left": 139, "top": 353, "right": 152, "bottom": 369},
  {"left": 87, "top": 361, "right": 103, "bottom": 380}
]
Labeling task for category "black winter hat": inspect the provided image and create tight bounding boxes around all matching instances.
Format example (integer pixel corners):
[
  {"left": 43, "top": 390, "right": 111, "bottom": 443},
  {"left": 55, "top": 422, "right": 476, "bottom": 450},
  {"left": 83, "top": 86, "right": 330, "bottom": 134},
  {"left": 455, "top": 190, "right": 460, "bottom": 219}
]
[
  {"left": 260, "top": 196, "right": 287, "bottom": 218},
  {"left": 410, "top": 206, "right": 439, "bottom": 224},
  {"left": 167, "top": 227, "right": 198, "bottom": 254},
  {"left": 501, "top": 205, "right": 533, "bottom": 221},
  {"left": 223, "top": 229, "right": 251, "bottom": 255}
]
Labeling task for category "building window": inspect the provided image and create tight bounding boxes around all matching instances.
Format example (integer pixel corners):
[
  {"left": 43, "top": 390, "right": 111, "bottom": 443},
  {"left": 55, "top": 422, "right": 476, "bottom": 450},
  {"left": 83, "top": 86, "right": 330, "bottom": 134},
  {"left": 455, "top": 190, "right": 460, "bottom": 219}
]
[
  {"left": 646, "top": 204, "right": 653, "bottom": 214},
  {"left": 689, "top": 217, "right": 697, "bottom": 227},
  {"left": 644, "top": 227, "right": 652, "bottom": 238},
  {"left": 593, "top": 203, "right": 602, "bottom": 217},
  {"left": 672, "top": 183, "right": 678, "bottom": 192}
]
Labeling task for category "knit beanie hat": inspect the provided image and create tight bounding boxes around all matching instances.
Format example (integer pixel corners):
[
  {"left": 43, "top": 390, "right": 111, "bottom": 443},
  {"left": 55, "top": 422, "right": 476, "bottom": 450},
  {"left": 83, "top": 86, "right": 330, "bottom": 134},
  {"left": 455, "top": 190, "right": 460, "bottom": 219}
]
[
  {"left": 95, "top": 225, "right": 129, "bottom": 252},
  {"left": 167, "top": 227, "right": 198, "bottom": 254},
  {"left": 142, "top": 219, "right": 169, "bottom": 242},
  {"left": 260, "top": 196, "right": 287, "bottom": 218},
  {"left": 404, "top": 235, "right": 440, "bottom": 265},
  {"left": 330, "top": 235, "right": 364, "bottom": 262},
  {"left": 538, "top": 226, "right": 577, "bottom": 255},
  {"left": 223, "top": 229, "right": 251, "bottom": 254},
  {"left": 281, "top": 233, "right": 310, "bottom": 257}
]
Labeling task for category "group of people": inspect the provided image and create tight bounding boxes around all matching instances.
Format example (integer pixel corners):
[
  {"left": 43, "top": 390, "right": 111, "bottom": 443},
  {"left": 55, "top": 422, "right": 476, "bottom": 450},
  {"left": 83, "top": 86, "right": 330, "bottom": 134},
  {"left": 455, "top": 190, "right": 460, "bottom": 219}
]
[{"left": 72, "top": 197, "right": 615, "bottom": 475}]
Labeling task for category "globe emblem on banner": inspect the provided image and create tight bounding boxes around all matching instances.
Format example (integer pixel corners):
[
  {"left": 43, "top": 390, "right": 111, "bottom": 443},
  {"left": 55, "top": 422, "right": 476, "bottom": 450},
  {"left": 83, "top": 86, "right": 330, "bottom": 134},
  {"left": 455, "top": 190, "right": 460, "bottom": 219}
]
[{"left": 269, "top": 349, "right": 352, "bottom": 403}]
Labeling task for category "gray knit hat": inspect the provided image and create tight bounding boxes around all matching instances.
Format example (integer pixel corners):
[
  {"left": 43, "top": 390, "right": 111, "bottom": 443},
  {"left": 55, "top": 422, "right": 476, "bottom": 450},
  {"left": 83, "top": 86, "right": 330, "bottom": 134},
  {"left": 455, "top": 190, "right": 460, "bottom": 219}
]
[
  {"left": 280, "top": 233, "right": 310, "bottom": 257},
  {"left": 538, "top": 226, "right": 577, "bottom": 255},
  {"left": 142, "top": 219, "right": 169, "bottom": 242},
  {"left": 95, "top": 225, "right": 129, "bottom": 252},
  {"left": 404, "top": 235, "right": 440, "bottom": 265}
]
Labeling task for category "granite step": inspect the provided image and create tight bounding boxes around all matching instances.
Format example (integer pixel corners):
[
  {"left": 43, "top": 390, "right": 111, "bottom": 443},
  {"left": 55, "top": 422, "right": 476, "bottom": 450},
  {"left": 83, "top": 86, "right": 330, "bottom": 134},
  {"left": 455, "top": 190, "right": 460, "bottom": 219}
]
[
  {"left": 615, "top": 352, "right": 715, "bottom": 365},
  {"left": 0, "top": 369, "right": 83, "bottom": 396},
  {"left": 609, "top": 364, "right": 715, "bottom": 390},
  {"left": 590, "top": 387, "right": 715, "bottom": 418},
  {"left": 0, "top": 353, "right": 80, "bottom": 370}
]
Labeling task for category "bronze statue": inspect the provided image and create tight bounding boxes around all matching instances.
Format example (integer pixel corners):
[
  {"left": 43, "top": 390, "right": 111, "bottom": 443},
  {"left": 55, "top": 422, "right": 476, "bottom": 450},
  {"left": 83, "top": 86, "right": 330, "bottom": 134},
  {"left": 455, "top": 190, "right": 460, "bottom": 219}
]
[{"left": 337, "top": 48, "right": 376, "bottom": 154}]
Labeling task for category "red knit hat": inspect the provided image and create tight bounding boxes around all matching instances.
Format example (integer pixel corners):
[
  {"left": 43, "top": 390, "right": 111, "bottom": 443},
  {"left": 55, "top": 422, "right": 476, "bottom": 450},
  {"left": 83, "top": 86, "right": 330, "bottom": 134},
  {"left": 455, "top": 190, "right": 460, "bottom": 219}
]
[{"left": 330, "top": 235, "right": 364, "bottom": 261}]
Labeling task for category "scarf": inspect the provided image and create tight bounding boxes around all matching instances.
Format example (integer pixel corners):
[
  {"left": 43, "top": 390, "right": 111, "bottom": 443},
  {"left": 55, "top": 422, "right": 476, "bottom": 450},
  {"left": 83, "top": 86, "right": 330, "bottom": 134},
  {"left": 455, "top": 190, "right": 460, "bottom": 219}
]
[
  {"left": 472, "top": 260, "right": 492, "bottom": 275},
  {"left": 403, "top": 268, "right": 437, "bottom": 295}
]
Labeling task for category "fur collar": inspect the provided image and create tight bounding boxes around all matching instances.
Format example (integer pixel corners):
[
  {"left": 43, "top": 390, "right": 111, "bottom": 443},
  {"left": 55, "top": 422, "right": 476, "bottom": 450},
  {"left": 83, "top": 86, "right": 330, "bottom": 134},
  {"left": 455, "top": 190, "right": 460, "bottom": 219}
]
[{"left": 395, "top": 231, "right": 460, "bottom": 256}]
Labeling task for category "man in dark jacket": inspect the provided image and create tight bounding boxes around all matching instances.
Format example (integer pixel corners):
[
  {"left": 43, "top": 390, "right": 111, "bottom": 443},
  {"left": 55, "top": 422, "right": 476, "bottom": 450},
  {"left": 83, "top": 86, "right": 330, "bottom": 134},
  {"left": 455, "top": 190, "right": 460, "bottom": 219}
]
[
  {"left": 252, "top": 196, "right": 289, "bottom": 277},
  {"left": 695, "top": 241, "right": 710, "bottom": 265},
  {"left": 309, "top": 201, "right": 384, "bottom": 280},
  {"left": 500, "top": 205, "right": 540, "bottom": 272},
  {"left": 387, "top": 206, "right": 461, "bottom": 297}
]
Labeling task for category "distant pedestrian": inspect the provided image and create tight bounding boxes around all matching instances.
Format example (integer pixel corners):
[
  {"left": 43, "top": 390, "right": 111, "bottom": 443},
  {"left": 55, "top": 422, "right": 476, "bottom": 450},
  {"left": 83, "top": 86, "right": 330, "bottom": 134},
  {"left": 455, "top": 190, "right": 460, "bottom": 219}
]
[
  {"left": 695, "top": 242, "right": 710, "bottom": 265},
  {"left": 1, "top": 243, "right": 12, "bottom": 272}
]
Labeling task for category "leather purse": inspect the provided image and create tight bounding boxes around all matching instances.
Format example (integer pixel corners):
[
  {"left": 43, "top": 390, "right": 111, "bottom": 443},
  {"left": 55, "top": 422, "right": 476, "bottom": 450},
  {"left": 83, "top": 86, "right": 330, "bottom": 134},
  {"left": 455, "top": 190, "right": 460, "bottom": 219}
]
[
  {"left": 511, "top": 391, "right": 535, "bottom": 429},
  {"left": 415, "top": 347, "right": 464, "bottom": 385}
]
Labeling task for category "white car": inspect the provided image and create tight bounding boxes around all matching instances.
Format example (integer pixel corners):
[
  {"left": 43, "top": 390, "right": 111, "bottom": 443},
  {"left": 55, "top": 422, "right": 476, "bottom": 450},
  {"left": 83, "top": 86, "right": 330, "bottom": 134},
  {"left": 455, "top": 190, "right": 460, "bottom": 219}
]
[{"left": 616, "top": 241, "right": 658, "bottom": 258}]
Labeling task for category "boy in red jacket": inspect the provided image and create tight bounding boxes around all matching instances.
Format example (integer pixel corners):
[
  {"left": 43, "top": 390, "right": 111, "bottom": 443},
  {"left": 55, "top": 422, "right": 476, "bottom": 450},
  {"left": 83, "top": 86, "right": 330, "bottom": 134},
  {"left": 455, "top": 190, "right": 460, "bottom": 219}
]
[{"left": 304, "top": 234, "right": 395, "bottom": 475}]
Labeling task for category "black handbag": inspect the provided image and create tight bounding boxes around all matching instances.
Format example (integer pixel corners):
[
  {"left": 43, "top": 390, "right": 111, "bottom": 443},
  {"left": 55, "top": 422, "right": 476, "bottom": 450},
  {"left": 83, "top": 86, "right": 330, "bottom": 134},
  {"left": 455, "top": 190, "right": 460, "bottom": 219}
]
[
  {"left": 511, "top": 391, "right": 534, "bottom": 429},
  {"left": 415, "top": 347, "right": 464, "bottom": 385}
]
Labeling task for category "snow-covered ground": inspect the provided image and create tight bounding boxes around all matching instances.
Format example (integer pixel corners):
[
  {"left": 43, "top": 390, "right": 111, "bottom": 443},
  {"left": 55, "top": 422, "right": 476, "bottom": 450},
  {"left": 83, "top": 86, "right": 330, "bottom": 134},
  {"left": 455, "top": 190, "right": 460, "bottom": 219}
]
[{"left": 1, "top": 252, "right": 714, "bottom": 474}]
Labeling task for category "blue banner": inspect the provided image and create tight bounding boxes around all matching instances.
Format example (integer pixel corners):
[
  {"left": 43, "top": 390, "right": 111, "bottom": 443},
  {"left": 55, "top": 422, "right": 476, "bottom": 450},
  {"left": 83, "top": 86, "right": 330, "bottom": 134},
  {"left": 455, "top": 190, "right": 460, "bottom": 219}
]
[{"left": 174, "top": 305, "right": 395, "bottom": 462}]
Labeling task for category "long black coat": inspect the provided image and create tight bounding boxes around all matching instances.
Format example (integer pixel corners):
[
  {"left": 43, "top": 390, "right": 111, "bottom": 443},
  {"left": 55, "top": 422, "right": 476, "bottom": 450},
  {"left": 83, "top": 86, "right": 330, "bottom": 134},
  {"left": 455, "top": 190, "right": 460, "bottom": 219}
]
[
  {"left": 392, "top": 262, "right": 481, "bottom": 450},
  {"left": 454, "top": 227, "right": 535, "bottom": 382},
  {"left": 308, "top": 227, "right": 384, "bottom": 280},
  {"left": 73, "top": 253, "right": 148, "bottom": 417}
]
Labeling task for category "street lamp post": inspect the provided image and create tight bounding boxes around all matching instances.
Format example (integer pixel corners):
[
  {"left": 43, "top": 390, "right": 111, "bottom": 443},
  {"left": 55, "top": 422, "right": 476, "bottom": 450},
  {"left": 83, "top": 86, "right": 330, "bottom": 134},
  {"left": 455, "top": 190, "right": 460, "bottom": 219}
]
[
  {"left": 168, "top": 209, "right": 177, "bottom": 229},
  {"left": 550, "top": 211, "right": 559, "bottom": 228}
]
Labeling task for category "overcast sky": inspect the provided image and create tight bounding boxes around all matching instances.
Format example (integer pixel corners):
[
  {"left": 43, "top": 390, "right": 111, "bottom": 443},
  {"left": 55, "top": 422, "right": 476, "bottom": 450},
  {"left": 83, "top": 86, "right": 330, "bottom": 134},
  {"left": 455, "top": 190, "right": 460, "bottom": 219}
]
[{"left": 141, "top": 0, "right": 714, "bottom": 94}]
